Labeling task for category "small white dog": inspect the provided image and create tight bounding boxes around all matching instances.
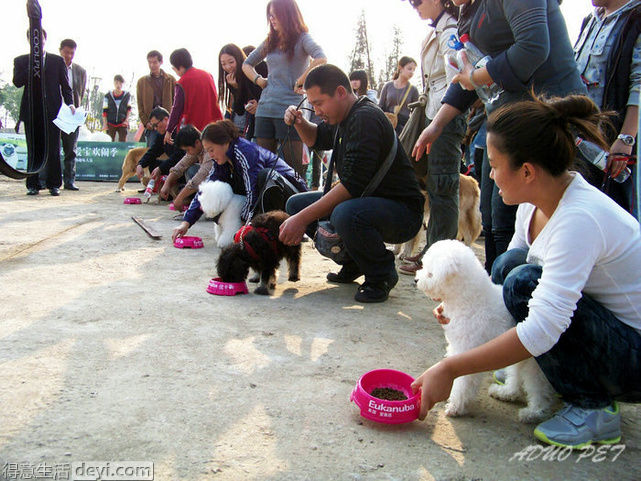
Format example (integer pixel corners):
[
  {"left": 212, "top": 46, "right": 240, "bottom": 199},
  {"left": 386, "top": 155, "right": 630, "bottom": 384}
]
[
  {"left": 198, "top": 180, "right": 246, "bottom": 248},
  {"left": 415, "top": 240, "right": 556, "bottom": 422}
]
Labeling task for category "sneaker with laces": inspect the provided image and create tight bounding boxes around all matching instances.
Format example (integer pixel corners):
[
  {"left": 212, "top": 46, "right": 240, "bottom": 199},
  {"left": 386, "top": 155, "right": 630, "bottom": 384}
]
[{"left": 533, "top": 402, "right": 621, "bottom": 449}]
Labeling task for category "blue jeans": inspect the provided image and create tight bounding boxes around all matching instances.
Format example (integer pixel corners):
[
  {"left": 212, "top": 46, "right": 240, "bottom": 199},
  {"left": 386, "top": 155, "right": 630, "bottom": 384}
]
[
  {"left": 492, "top": 249, "right": 641, "bottom": 409},
  {"left": 286, "top": 193, "right": 423, "bottom": 283},
  {"left": 481, "top": 147, "right": 518, "bottom": 273}
]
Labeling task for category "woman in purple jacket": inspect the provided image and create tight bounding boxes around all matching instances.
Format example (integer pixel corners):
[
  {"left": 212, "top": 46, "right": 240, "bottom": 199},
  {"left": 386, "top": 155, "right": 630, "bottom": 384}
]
[{"left": 173, "top": 120, "right": 307, "bottom": 240}]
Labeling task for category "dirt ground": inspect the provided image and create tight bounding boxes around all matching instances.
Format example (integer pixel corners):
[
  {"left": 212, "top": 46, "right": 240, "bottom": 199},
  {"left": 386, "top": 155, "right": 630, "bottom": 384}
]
[{"left": 1, "top": 178, "right": 639, "bottom": 481}]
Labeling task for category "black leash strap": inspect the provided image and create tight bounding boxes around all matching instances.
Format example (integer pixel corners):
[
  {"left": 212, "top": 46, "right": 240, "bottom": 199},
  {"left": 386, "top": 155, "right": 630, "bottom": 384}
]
[
  {"left": 252, "top": 97, "right": 310, "bottom": 218},
  {"left": 0, "top": 0, "right": 48, "bottom": 179}
]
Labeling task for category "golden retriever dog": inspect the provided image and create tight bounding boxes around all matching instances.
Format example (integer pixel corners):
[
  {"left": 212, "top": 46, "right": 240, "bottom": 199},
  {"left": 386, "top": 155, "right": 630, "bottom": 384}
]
[
  {"left": 115, "top": 147, "right": 169, "bottom": 192},
  {"left": 394, "top": 173, "right": 482, "bottom": 259}
]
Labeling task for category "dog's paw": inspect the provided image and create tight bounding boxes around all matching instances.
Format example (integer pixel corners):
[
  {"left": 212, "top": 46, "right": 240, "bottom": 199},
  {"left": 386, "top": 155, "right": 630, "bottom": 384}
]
[
  {"left": 488, "top": 383, "right": 522, "bottom": 403},
  {"left": 254, "top": 286, "right": 270, "bottom": 296},
  {"left": 217, "top": 236, "right": 234, "bottom": 249},
  {"left": 248, "top": 274, "right": 260, "bottom": 283},
  {"left": 518, "top": 406, "right": 549, "bottom": 424},
  {"left": 444, "top": 401, "right": 467, "bottom": 417},
  {"left": 115, "top": 187, "right": 124, "bottom": 192}
]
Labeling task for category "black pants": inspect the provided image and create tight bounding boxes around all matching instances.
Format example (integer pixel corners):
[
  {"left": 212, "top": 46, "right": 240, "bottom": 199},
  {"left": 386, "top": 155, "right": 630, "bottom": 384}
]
[
  {"left": 26, "top": 123, "right": 62, "bottom": 190},
  {"left": 254, "top": 168, "right": 301, "bottom": 214},
  {"left": 61, "top": 127, "right": 78, "bottom": 186}
]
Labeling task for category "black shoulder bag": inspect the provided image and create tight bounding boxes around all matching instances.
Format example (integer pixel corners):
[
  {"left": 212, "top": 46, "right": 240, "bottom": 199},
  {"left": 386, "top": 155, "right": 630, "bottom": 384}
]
[{"left": 314, "top": 132, "right": 398, "bottom": 264}]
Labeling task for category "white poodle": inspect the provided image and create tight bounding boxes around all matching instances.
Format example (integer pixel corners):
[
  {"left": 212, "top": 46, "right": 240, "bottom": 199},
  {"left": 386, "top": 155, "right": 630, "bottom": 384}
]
[
  {"left": 415, "top": 239, "right": 556, "bottom": 422},
  {"left": 198, "top": 180, "right": 246, "bottom": 248}
]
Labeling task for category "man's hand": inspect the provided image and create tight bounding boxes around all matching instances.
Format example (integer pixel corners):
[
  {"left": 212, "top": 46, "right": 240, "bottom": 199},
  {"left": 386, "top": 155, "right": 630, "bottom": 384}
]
[
  {"left": 150, "top": 167, "right": 161, "bottom": 180},
  {"left": 452, "top": 51, "right": 475, "bottom": 91},
  {"left": 172, "top": 221, "right": 190, "bottom": 242},
  {"left": 245, "top": 99, "right": 258, "bottom": 115},
  {"left": 279, "top": 213, "right": 307, "bottom": 246},
  {"left": 69, "top": 105, "right": 76, "bottom": 115},
  {"left": 135, "top": 164, "right": 144, "bottom": 180},
  {"left": 608, "top": 139, "right": 633, "bottom": 178},
  {"left": 411, "top": 361, "right": 455, "bottom": 420},
  {"left": 159, "top": 183, "right": 171, "bottom": 200},
  {"left": 284, "top": 105, "right": 304, "bottom": 126},
  {"left": 172, "top": 192, "right": 187, "bottom": 210},
  {"left": 257, "top": 77, "right": 268, "bottom": 89},
  {"left": 164, "top": 131, "right": 173, "bottom": 145}
]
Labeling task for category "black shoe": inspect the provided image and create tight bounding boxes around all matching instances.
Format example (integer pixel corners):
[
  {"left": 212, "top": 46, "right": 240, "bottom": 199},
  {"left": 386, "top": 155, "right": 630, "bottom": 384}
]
[
  {"left": 64, "top": 183, "right": 79, "bottom": 191},
  {"left": 327, "top": 263, "right": 362, "bottom": 283},
  {"left": 49, "top": 187, "right": 60, "bottom": 196},
  {"left": 354, "top": 271, "right": 399, "bottom": 303},
  {"left": 26, "top": 188, "right": 39, "bottom": 195}
]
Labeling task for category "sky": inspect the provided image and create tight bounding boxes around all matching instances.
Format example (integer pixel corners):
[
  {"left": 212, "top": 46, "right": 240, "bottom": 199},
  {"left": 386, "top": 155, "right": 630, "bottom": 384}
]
[{"left": 1, "top": 0, "right": 591, "bottom": 117}]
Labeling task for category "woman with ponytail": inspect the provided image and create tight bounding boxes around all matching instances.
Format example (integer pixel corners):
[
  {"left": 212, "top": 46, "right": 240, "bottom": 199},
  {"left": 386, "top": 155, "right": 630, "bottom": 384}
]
[
  {"left": 412, "top": 94, "right": 641, "bottom": 449},
  {"left": 173, "top": 119, "right": 307, "bottom": 241},
  {"left": 379, "top": 56, "right": 420, "bottom": 135}
]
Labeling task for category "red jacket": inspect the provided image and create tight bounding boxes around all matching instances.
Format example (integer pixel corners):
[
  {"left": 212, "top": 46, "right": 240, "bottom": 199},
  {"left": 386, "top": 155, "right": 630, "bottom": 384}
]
[{"left": 176, "top": 67, "right": 223, "bottom": 131}]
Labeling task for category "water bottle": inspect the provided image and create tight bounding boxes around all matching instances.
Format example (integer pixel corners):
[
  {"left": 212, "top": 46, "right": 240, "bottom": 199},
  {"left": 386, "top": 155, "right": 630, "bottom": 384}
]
[
  {"left": 575, "top": 137, "right": 631, "bottom": 183},
  {"left": 143, "top": 178, "right": 156, "bottom": 202},
  {"left": 445, "top": 35, "right": 464, "bottom": 80},
  {"left": 458, "top": 34, "right": 503, "bottom": 104}
]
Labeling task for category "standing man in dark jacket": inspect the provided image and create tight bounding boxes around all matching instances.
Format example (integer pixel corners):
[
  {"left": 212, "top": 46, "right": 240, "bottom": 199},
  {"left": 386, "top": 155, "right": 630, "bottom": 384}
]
[
  {"left": 14, "top": 30, "right": 74, "bottom": 196},
  {"left": 574, "top": 0, "right": 641, "bottom": 212},
  {"left": 59, "top": 38, "right": 86, "bottom": 191},
  {"left": 280, "top": 65, "right": 424, "bottom": 303}
]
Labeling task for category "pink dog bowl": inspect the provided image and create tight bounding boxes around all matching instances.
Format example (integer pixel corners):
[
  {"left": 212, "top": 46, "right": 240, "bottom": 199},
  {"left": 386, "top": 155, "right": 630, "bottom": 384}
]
[
  {"left": 206, "top": 277, "right": 248, "bottom": 296},
  {"left": 350, "top": 369, "right": 421, "bottom": 424},
  {"left": 123, "top": 197, "right": 141, "bottom": 204},
  {"left": 169, "top": 203, "right": 188, "bottom": 211},
  {"left": 173, "top": 236, "right": 204, "bottom": 249}
]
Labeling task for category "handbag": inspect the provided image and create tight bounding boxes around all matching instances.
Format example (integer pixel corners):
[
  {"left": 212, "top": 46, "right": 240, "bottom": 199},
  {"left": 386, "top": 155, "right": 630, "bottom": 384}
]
[
  {"left": 314, "top": 132, "right": 398, "bottom": 263},
  {"left": 399, "top": 94, "right": 428, "bottom": 182},
  {"left": 384, "top": 84, "right": 412, "bottom": 130},
  {"left": 399, "top": 31, "right": 440, "bottom": 183}
]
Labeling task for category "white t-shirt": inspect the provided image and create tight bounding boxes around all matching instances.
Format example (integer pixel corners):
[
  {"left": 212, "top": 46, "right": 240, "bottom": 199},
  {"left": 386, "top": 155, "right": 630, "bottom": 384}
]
[{"left": 509, "top": 173, "right": 641, "bottom": 357}]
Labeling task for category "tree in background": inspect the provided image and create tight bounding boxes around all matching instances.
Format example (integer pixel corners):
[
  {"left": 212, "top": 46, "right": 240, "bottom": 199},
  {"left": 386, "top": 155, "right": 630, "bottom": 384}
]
[
  {"left": 378, "top": 25, "right": 404, "bottom": 89},
  {"left": 348, "top": 10, "right": 376, "bottom": 91},
  {"left": 0, "top": 83, "right": 24, "bottom": 128}
]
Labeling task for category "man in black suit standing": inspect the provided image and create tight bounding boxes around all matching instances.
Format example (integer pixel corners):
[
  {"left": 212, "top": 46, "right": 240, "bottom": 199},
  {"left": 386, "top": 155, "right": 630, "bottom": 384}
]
[
  {"left": 13, "top": 29, "right": 74, "bottom": 196},
  {"left": 59, "top": 38, "right": 86, "bottom": 191}
]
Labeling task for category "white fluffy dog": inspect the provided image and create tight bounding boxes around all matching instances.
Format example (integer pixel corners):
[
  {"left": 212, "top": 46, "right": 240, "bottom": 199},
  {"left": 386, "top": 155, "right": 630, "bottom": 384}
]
[
  {"left": 415, "top": 239, "right": 556, "bottom": 422},
  {"left": 198, "top": 181, "right": 246, "bottom": 248}
]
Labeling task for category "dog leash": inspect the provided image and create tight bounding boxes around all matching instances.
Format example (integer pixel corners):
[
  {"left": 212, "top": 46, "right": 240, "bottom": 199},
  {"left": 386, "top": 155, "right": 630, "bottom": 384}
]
[{"left": 236, "top": 97, "right": 312, "bottom": 248}]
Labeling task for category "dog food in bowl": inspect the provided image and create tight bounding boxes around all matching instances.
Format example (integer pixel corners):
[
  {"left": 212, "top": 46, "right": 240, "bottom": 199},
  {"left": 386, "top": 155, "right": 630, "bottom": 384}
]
[
  {"left": 173, "top": 236, "right": 204, "bottom": 249},
  {"left": 123, "top": 197, "right": 142, "bottom": 204},
  {"left": 350, "top": 369, "right": 420, "bottom": 424},
  {"left": 206, "top": 277, "right": 248, "bottom": 296}
]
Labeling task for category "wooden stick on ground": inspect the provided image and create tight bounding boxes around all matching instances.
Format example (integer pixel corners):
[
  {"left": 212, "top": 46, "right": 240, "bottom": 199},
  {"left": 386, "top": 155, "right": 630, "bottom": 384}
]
[{"left": 131, "top": 216, "right": 162, "bottom": 240}]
